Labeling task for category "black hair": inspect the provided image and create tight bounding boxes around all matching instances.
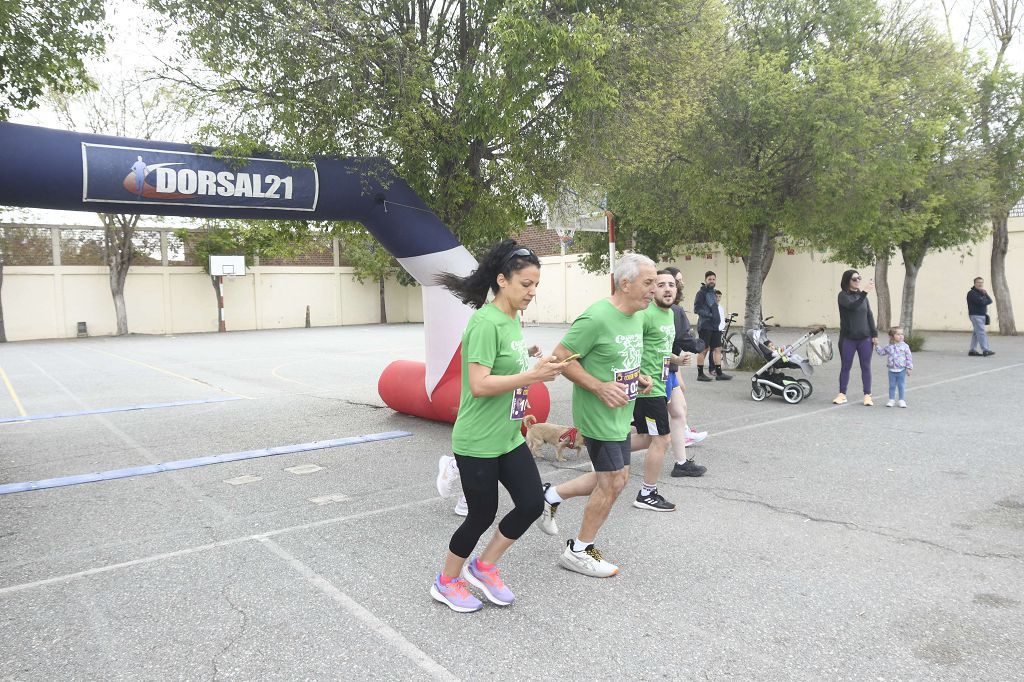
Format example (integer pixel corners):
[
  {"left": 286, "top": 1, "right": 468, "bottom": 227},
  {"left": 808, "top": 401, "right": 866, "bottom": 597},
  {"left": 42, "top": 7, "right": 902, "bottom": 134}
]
[
  {"left": 715, "top": 289, "right": 723, "bottom": 296},
  {"left": 704, "top": 270, "right": 716, "bottom": 279},
  {"left": 840, "top": 269, "right": 859, "bottom": 291},
  {"left": 435, "top": 239, "right": 541, "bottom": 309}
]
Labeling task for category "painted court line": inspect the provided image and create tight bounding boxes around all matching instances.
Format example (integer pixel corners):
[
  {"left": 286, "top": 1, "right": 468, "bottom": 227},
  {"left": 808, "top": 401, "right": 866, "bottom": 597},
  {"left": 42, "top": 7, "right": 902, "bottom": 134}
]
[
  {"left": 0, "top": 495, "right": 440, "bottom": 596},
  {"left": 260, "top": 538, "right": 459, "bottom": 681},
  {"left": 0, "top": 396, "right": 244, "bottom": 424},
  {"left": 0, "top": 363, "right": 28, "bottom": 417},
  {"left": 86, "top": 346, "right": 252, "bottom": 398},
  {"left": 0, "top": 431, "right": 412, "bottom": 495}
]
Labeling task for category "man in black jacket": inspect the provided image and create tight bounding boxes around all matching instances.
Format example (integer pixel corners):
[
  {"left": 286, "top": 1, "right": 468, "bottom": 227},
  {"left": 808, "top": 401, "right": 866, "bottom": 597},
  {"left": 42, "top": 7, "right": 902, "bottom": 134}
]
[
  {"left": 693, "top": 271, "right": 731, "bottom": 381},
  {"left": 967, "top": 277, "right": 995, "bottom": 356}
]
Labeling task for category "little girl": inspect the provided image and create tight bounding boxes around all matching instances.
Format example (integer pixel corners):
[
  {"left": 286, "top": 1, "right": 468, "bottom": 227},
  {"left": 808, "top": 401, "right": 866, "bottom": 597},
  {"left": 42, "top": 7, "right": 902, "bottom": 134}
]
[{"left": 875, "top": 327, "right": 913, "bottom": 407}]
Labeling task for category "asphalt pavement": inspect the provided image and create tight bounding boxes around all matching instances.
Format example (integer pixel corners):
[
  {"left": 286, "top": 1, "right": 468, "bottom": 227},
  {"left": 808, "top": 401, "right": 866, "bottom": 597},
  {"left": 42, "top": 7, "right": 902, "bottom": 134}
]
[{"left": 1, "top": 323, "right": 1022, "bottom": 680}]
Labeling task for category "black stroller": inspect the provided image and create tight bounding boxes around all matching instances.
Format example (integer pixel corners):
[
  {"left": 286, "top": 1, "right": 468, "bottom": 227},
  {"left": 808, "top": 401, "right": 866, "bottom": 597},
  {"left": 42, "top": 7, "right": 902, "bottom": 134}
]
[{"left": 746, "top": 326, "right": 832, "bottom": 404}]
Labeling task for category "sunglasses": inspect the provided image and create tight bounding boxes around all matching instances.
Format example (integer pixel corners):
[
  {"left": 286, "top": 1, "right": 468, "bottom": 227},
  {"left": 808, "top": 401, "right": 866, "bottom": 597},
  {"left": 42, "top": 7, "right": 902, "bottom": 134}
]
[
  {"left": 502, "top": 247, "right": 534, "bottom": 268},
  {"left": 851, "top": 276, "right": 861, "bottom": 281}
]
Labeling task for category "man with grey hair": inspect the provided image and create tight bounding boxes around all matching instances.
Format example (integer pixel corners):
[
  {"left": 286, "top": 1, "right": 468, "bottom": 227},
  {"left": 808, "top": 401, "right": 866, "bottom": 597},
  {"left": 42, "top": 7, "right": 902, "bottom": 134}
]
[{"left": 536, "top": 253, "right": 658, "bottom": 577}]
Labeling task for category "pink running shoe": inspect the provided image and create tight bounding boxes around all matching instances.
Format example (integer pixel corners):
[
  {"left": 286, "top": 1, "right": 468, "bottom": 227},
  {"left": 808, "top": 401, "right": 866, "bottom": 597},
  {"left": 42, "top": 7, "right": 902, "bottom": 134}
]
[
  {"left": 462, "top": 557, "right": 515, "bottom": 606},
  {"left": 430, "top": 575, "right": 483, "bottom": 613}
]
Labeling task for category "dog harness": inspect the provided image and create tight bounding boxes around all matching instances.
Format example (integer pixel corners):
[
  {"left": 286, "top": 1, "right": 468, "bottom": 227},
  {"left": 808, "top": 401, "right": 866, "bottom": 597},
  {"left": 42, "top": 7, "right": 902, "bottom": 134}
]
[{"left": 558, "top": 427, "right": 579, "bottom": 448}]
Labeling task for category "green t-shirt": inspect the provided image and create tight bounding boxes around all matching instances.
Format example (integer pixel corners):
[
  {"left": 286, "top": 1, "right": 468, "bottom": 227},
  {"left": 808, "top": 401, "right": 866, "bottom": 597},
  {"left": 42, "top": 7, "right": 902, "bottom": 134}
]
[
  {"left": 451, "top": 303, "right": 530, "bottom": 457},
  {"left": 560, "top": 298, "right": 644, "bottom": 441},
  {"left": 639, "top": 302, "right": 675, "bottom": 398}
]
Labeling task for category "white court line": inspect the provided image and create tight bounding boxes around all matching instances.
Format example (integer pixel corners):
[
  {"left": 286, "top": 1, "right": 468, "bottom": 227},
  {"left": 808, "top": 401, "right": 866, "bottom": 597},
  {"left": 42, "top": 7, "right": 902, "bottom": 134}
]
[
  {"left": 709, "top": 362, "right": 1024, "bottom": 439},
  {"left": 259, "top": 538, "right": 458, "bottom": 682},
  {"left": 0, "top": 495, "right": 442, "bottom": 597}
]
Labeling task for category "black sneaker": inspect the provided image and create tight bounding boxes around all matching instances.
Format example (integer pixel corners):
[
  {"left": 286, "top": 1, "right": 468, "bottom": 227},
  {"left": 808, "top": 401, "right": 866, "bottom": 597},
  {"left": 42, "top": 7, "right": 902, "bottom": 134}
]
[
  {"left": 697, "top": 373, "right": 713, "bottom": 382},
  {"left": 968, "top": 350, "right": 982, "bottom": 356},
  {"left": 633, "top": 489, "right": 676, "bottom": 512},
  {"left": 671, "top": 460, "right": 707, "bottom": 477},
  {"left": 715, "top": 372, "right": 733, "bottom": 380},
  {"left": 983, "top": 350, "right": 995, "bottom": 356}
]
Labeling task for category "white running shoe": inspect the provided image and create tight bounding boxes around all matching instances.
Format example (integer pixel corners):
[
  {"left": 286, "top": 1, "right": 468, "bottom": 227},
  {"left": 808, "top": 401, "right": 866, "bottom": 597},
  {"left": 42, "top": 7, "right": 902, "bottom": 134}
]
[
  {"left": 454, "top": 496, "right": 469, "bottom": 517},
  {"left": 436, "top": 455, "right": 461, "bottom": 498},
  {"left": 886, "top": 399, "right": 895, "bottom": 407},
  {"left": 898, "top": 400, "right": 907, "bottom": 408},
  {"left": 536, "top": 483, "right": 559, "bottom": 536},
  {"left": 684, "top": 429, "right": 708, "bottom": 446},
  {"left": 558, "top": 540, "right": 618, "bottom": 578}
]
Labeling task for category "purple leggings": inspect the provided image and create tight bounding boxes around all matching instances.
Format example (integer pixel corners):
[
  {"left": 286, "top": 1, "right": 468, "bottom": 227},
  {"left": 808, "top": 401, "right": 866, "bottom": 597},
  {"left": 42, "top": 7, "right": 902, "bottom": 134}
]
[{"left": 839, "top": 337, "right": 873, "bottom": 394}]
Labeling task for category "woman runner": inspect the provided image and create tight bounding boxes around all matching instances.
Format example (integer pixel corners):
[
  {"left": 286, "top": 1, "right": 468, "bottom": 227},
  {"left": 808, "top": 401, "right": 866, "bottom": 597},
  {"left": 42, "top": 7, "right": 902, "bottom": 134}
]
[{"left": 430, "top": 240, "right": 564, "bottom": 612}]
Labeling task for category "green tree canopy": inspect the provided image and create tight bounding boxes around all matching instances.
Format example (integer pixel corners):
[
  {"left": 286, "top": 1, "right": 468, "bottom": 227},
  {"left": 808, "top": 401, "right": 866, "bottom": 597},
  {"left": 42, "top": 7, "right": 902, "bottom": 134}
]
[
  {"left": 149, "top": 0, "right": 697, "bottom": 249},
  {"left": 0, "top": 0, "right": 106, "bottom": 119}
]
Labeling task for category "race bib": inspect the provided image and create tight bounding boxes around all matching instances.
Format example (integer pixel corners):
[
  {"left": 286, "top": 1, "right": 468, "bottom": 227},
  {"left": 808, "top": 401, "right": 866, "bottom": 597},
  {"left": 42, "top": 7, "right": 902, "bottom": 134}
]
[
  {"left": 614, "top": 366, "right": 641, "bottom": 402},
  {"left": 510, "top": 386, "right": 530, "bottom": 421},
  {"left": 661, "top": 356, "right": 671, "bottom": 381}
]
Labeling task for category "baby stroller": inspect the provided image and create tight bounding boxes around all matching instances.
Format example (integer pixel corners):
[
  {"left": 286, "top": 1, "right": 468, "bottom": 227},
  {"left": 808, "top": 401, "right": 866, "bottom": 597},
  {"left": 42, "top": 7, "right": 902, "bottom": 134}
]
[{"left": 746, "top": 326, "right": 832, "bottom": 404}]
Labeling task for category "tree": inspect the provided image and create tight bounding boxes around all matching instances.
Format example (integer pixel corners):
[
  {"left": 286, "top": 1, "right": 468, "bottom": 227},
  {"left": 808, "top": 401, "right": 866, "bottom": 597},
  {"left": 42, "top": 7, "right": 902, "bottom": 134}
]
[
  {"left": 977, "top": 64, "right": 1024, "bottom": 335},
  {"left": 584, "top": 0, "right": 914, "bottom": 334},
  {"left": 51, "top": 68, "right": 195, "bottom": 335},
  {"left": 98, "top": 213, "right": 138, "bottom": 335},
  {"left": 944, "top": 0, "right": 1023, "bottom": 334},
  {"left": 0, "top": 0, "right": 106, "bottom": 119},
  {"left": 801, "top": 2, "right": 989, "bottom": 338},
  {"left": 147, "top": 0, "right": 703, "bottom": 250}
]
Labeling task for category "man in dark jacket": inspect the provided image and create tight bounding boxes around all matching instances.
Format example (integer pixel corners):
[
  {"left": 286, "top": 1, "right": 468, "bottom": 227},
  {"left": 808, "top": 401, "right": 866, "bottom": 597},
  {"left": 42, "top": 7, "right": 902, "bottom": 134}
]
[
  {"left": 967, "top": 277, "right": 995, "bottom": 356},
  {"left": 693, "top": 271, "right": 730, "bottom": 381}
]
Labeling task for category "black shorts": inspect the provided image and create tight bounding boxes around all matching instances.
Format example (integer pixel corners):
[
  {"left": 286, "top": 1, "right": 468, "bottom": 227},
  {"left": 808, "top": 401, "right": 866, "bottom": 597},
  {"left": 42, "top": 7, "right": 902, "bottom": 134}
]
[
  {"left": 699, "top": 328, "right": 723, "bottom": 350},
  {"left": 584, "top": 436, "right": 631, "bottom": 472},
  {"left": 632, "top": 396, "right": 671, "bottom": 436}
]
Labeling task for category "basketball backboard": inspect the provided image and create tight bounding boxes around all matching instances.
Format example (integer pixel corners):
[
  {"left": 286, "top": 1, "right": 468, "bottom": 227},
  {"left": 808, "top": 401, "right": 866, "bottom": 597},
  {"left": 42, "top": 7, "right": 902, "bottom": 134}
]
[{"left": 210, "top": 255, "right": 246, "bottom": 276}]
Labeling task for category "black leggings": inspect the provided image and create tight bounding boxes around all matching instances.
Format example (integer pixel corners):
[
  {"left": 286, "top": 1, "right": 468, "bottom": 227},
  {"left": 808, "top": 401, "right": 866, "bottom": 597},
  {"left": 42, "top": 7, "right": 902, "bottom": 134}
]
[{"left": 449, "top": 443, "right": 544, "bottom": 559}]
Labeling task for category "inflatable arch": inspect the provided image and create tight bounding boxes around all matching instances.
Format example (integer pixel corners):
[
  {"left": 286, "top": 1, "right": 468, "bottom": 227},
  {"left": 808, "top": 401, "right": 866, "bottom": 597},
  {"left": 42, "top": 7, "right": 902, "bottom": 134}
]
[{"left": 0, "top": 123, "right": 550, "bottom": 424}]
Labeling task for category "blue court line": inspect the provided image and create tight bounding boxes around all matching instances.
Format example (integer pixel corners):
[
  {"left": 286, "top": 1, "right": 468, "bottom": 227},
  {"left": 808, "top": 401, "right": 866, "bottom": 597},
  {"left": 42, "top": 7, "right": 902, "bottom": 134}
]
[
  {"left": 0, "top": 396, "right": 245, "bottom": 424},
  {"left": 0, "top": 431, "right": 412, "bottom": 495}
]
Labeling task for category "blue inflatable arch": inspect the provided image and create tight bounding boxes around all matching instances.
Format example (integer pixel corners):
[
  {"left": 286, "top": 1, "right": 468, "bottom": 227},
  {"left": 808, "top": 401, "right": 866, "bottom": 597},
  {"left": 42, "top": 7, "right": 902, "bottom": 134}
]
[{"left": 0, "top": 122, "right": 552, "bottom": 423}]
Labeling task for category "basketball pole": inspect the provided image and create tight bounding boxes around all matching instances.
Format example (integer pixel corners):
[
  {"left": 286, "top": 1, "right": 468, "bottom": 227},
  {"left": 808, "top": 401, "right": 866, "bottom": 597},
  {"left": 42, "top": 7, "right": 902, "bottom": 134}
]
[{"left": 217, "top": 275, "right": 226, "bottom": 332}]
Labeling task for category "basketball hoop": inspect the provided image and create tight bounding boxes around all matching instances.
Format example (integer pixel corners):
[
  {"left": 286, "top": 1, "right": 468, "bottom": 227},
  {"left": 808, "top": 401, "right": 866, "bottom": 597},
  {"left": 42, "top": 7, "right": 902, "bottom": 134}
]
[
  {"left": 555, "top": 226, "right": 575, "bottom": 254},
  {"left": 547, "top": 191, "right": 609, "bottom": 257}
]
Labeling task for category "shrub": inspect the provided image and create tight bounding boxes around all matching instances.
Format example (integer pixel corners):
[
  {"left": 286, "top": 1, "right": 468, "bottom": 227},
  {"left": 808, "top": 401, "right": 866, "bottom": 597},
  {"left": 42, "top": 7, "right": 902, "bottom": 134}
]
[{"left": 907, "top": 335, "right": 926, "bottom": 352}]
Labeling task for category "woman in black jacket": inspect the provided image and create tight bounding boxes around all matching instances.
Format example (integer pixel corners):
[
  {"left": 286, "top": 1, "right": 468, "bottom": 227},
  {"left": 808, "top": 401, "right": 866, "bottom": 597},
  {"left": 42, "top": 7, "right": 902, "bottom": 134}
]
[{"left": 834, "top": 269, "right": 878, "bottom": 406}]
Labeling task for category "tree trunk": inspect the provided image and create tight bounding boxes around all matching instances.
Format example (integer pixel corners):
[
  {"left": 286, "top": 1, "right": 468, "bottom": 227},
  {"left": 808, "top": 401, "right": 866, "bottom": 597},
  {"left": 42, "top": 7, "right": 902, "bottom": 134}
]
[
  {"left": 740, "top": 223, "right": 773, "bottom": 332},
  {"left": 899, "top": 244, "right": 927, "bottom": 339},
  {"left": 874, "top": 257, "right": 891, "bottom": 333},
  {"left": 0, "top": 262, "right": 6, "bottom": 343},
  {"left": 379, "top": 275, "right": 387, "bottom": 323},
  {"left": 990, "top": 211, "right": 1016, "bottom": 335},
  {"left": 101, "top": 213, "right": 139, "bottom": 336}
]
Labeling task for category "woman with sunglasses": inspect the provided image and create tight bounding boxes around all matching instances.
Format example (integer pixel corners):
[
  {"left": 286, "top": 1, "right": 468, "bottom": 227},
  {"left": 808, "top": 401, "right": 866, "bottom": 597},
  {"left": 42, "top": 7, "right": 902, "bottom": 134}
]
[
  {"left": 430, "top": 240, "right": 564, "bottom": 612},
  {"left": 835, "top": 269, "right": 878, "bottom": 406}
]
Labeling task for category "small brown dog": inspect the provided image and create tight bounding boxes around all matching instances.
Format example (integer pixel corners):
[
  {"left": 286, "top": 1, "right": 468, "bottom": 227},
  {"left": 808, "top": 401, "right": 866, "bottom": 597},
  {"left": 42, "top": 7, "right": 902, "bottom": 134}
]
[{"left": 523, "top": 414, "right": 582, "bottom": 462}]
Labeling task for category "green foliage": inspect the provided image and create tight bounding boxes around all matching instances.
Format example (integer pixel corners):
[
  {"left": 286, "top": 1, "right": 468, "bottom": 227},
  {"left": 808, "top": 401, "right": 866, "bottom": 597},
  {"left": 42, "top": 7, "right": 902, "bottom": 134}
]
[
  {"left": 0, "top": 0, "right": 106, "bottom": 119},
  {"left": 334, "top": 223, "right": 413, "bottom": 286},
  {"left": 174, "top": 225, "right": 251, "bottom": 273},
  {"left": 977, "top": 65, "right": 1024, "bottom": 213},
  {"left": 147, "top": 0, "right": 664, "bottom": 247},
  {"left": 906, "top": 334, "right": 925, "bottom": 352}
]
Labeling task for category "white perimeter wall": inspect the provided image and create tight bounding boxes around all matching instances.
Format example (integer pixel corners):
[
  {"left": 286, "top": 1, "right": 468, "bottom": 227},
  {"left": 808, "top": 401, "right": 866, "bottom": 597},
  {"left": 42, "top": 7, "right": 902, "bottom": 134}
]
[
  {"left": 1, "top": 266, "right": 422, "bottom": 341},
  {"left": 2, "top": 216, "right": 1021, "bottom": 340}
]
